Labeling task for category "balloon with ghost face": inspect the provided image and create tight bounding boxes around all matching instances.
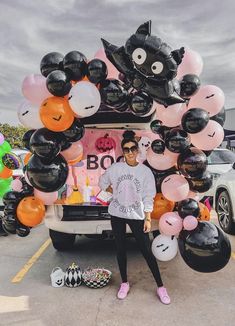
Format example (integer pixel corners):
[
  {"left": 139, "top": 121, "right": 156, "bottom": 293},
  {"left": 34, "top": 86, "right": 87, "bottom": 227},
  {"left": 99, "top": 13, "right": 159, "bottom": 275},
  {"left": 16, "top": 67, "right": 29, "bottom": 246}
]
[
  {"left": 18, "top": 100, "right": 44, "bottom": 129},
  {"left": 151, "top": 234, "right": 178, "bottom": 261},
  {"left": 69, "top": 81, "right": 101, "bottom": 117}
]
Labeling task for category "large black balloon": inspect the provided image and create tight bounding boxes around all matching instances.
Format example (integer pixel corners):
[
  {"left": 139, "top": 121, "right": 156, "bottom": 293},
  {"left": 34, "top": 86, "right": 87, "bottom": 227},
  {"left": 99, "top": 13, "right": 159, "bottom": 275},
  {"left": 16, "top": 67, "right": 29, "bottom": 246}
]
[
  {"left": 86, "top": 59, "right": 108, "bottom": 84},
  {"left": 3, "top": 191, "right": 22, "bottom": 205},
  {"left": 210, "top": 106, "right": 226, "bottom": 127},
  {"left": 29, "top": 128, "right": 65, "bottom": 160},
  {"left": 182, "top": 108, "right": 209, "bottom": 134},
  {"left": 178, "top": 221, "right": 231, "bottom": 273},
  {"left": 177, "top": 147, "right": 208, "bottom": 178},
  {"left": 186, "top": 171, "right": 213, "bottom": 193},
  {"left": 62, "top": 119, "right": 85, "bottom": 142},
  {"left": 63, "top": 51, "right": 87, "bottom": 81},
  {"left": 23, "top": 129, "right": 36, "bottom": 150},
  {"left": 178, "top": 198, "right": 200, "bottom": 218},
  {"left": 2, "top": 219, "right": 17, "bottom": 234},
  {"left": 165, "top": 128, "right": 190, "bottom": 153},
  {"left": 151, "top": 139, "right": 165, "bottom": 154},
  {"left": 130, "top": 92, "right": 153, "bottom": 116},
  {"left": 46, "top": 70, "right": 72, "bottom": 97},
  {"left": 99, "top": 79, "right": 129, "bottom": 112},
  {"left": 40, "top": 52, "right": 64, "bottom": 77},
  {"left": 179, "top": 74, "right": 201, "bottom": 98},
  {"left": 26, "top": 154, "right": 68, "bottom": 192}
]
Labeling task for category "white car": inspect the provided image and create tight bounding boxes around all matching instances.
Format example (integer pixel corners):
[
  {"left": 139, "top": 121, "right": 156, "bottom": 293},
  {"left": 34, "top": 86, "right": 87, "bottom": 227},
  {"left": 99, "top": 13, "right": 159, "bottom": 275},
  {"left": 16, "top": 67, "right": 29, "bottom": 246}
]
[{"left": 214, "top": 163, "right": 235, "bottom": 234}]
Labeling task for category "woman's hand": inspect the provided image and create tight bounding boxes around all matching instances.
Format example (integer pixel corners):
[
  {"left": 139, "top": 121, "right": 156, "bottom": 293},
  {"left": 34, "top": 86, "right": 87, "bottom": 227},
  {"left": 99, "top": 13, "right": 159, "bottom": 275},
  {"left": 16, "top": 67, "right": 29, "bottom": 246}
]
[
  {"left": 106, "top": 185, "right": 113, "bottom": 194},
  {"left": 143, "top": 220, "right": 151, "bottom": 233}
]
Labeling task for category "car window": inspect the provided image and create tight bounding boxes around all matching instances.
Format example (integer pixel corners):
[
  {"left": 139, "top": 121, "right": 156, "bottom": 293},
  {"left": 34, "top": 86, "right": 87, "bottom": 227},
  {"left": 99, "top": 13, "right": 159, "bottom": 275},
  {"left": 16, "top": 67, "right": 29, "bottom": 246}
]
[{"left": 208, "top": 150, "right": 235, "bottom": 165}]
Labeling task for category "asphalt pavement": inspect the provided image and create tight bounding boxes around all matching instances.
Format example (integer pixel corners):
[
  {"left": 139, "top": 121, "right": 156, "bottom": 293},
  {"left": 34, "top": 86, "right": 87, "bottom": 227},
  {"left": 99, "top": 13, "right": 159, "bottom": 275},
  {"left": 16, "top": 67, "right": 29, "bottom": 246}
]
[{"left": 0, "top": 213, "right": 235, "bottom": 326}]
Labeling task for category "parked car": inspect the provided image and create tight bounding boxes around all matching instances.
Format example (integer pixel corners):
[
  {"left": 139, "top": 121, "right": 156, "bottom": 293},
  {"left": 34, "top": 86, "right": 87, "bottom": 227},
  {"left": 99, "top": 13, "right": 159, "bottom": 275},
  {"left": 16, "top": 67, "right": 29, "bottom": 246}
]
[{"left": 213, "top": 163, "right": 235, "bottom": 234}]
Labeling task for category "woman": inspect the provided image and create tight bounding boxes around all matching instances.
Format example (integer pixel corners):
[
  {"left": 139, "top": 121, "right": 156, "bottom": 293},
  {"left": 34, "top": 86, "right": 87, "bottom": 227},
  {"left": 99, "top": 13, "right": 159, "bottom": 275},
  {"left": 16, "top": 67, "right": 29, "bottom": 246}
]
[{"left": 99, "top": 131, "right": 170, "bottom": 304}]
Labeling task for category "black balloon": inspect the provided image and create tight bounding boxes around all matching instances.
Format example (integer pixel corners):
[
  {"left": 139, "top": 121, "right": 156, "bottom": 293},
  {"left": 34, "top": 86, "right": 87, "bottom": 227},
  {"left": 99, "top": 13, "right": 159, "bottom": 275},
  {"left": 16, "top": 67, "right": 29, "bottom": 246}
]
[
  {"left": 130, "top": 92, "right": 153, "bottom": 116},
  {"left": 99, "top": 79, "right": 129, "bottom": 112},
  {"left": 178, "top": 221, "right": 231, "bottom": 273},
  {"left": 210, "top": 106, "right": 226, "bottom": 126},
  {"left": 186, "top": 171, "right": 213, "bottom": 193},
  {"left": 179, "top": 74, "right": 201, "bottom": 98},
  {"left": 150, "top": 120, "right": 163, "bottom": 134},
  {"left": 23, "top": 130, "right": 36, "bottom": 150},
  {"left": 177, "top": 147, "right": 208, "bottom": 178},
  {"left": 46, "top": 70, "right": 72, "bottom": 96},
  {"left": 4, "top": 202, "right": 18, "bottom": 214},
  {"left": 178, "top": 198, "right": 200, "bottom": 218},
  {"left": 29, "top": 128, "right": 65, "bottom": 160},
  {"left": 62, "top": 119, "right": 85, "bottom": 142},
  {"left": 182, "top": 108, "right": 209, "bottom": 134},
  {"left": 16, "top": 223, "right": 30, "bottom": 237},
  {"left": 165, "top": 128, "right": 190, "bottom": 153},
  {"left": 40, "top": 52, "right": 64, "bottom": 77},
  {"left": 151, "top": 139, "right": 165, "bottom": 154},
  {"left": 63, "top": 51, "right": 87, "bottom": 81},
  {"left": 2, "top": 220, "right": 16, "bottom": 234},
  {"left": 26, "top": 154, "right": 68, "bottom": 192},
  {"left": 3, "top": 191, "right": 22, "bottom": 205},
  {"left": 86, "top": 59, "right": 108, "bottom": 84}
]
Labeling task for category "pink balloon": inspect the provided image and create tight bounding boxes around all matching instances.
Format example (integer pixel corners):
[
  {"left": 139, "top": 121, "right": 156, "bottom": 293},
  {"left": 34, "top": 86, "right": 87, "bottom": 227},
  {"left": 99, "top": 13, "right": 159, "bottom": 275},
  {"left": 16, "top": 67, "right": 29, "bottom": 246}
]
[
  {"left": 11, "top": 179, "right": 23, "bottom": 192},
  {"left": 34, "top": 189, "right": 58, "bottom": 205},
  {"left": 61, "top": 141, "right": 83, "bottom": 163},
  {"left": 156, "top": 103, "right": 186, "bottom": 127},
  {"left": 22, "top": 74, "right": 51, "bottom": 105},
  {"left": 186, "top": 190, "right": 200, "bottom": 201},
  {"left": 188, "top": 85, "right": 225, "bottom": 117},
  {"left": 161, "top": 174, "right": 190, "bottom": 202},
  {"left": 159, "top": 212, "right": 183, "bottom": 236},
  {"left": 190, "top": 120, "right": 224, "bottom": 151},
  {"left": 183, "top": 215, "right": 198, "bottom": 231},
  {"left": 0, "top": 132, "right": 4, "bottom": 145},
  {"left": 177, "top": 48, "right": 203, "bottom": 79},
  {"left": 146, "top": 148, "right": 178, "bottom": 170},
  {"left": 94, "top": 48, "right": 120, "bottom": 79}
]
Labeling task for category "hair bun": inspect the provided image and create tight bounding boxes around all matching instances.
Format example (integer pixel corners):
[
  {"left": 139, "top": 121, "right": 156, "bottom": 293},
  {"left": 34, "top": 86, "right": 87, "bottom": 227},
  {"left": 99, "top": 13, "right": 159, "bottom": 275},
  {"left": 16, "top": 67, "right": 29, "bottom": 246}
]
[{"left": 122, "top": 130, "right": 136, "bottom": 140}]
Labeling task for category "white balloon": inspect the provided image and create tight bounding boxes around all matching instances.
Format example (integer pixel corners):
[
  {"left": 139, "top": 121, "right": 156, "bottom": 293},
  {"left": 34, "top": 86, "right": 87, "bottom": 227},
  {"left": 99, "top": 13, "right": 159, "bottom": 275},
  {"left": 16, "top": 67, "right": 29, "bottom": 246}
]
[
  {"left": 18, "top": 100, "right": 44, "bottom": 129},
  {"left": 68, "top": 81, "right": 101, "bottom": 118},
  {"left": 151, "top": 234, "right": 178, "bottom": 261}
]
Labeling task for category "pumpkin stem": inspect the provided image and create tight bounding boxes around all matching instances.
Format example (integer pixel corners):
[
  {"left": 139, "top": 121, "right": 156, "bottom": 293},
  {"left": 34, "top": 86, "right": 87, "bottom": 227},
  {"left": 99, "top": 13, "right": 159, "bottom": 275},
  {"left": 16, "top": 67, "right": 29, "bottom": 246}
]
[{"left": 104, "top": 133, "right": 109, "bottom": 138}]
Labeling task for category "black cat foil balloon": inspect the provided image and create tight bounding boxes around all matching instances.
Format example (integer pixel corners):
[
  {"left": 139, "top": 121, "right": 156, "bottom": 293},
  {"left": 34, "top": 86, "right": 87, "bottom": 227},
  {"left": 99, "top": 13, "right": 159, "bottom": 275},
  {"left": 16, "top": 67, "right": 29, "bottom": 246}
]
[{"left": 101, "top": 21, "right": 185, "bottom": 107}]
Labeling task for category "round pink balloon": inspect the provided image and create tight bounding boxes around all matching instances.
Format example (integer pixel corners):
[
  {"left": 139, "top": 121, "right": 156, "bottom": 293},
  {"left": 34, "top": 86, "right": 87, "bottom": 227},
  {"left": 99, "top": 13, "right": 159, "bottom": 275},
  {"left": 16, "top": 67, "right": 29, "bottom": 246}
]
[
  {"left": 22, "top": 74, "right": 51, "bottom": 105},
  {"left": 61, "top": 141, "right": 83, "bottom": 163},
  {"left": 159, "top": 212, "right": 183, "bottom": 236},
  {"left": 177, "top": 48, "right": 203, "bottom": 79},
  {"left": 188, "top": 85, "right": 225, "bottom": 117},
  {"left": 183, "top": 215, "right": 198, "bottom": 231},
  {"left": 186, "top": 190, "right": 200, "bottom": 201},
  {"left": 34, "top": 189, "right": 58, "bottom": 205},
  {"left": 0, "top": 132, "right": 4, "bottom": 145},
  {"left": 94, "top": 48, "right": 120, "bottom": 79},
  {"left": 11, "top": 179, "right": 23, "bottom": 192},
  {"left": 156, "top": 103, "right": 185, "bottom": 127},
  {"left": 146, "top": 148, "right": 178, "bottom": 171},
  {"left": 161, "top": 174, "right": 190, "bottom": 202},
  {"left": 190, "top": 120, "right": 224, "bottom": 151}
]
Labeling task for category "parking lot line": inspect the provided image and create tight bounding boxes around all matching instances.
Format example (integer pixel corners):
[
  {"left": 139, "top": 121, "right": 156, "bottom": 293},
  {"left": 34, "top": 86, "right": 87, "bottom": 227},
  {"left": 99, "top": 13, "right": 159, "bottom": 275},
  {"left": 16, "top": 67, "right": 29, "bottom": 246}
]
[
  {"left": 231, "top": 252, "right": 235, "bottom": 260},
  {"left": 11, "top": 238, "right": 52, "bottom": 283}
]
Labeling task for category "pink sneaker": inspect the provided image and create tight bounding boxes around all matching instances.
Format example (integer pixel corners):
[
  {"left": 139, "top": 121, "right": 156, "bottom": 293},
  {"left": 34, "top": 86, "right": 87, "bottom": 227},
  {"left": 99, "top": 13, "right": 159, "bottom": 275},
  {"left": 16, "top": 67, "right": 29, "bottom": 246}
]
[
  {"left": 157, "top": 287, "right": 171, "bottom": 305},
  {"left": 117, "top": 282, "right": 130, "bottom": 300}
]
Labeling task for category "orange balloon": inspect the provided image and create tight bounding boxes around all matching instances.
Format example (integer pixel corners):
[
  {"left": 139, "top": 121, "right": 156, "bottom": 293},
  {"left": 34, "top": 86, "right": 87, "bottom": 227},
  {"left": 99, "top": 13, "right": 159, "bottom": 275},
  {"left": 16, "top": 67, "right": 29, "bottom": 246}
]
[
  {"left": 151, "top": 193, "right": 175, "bottom": 220},
  {"left": 40, "top": 97, "right": 74, "bottom": 132},
  {"left": 24, "top": 152, "right": 32, "bottom": 165},
  {"left": 0, "top": 166, "right": 13, "bottom": 178},
  {"left": 198, "top": 202, "right": 210, "bottom": 221},
  {"left": 17, "top": 196, "right": 46, "bottom": 227}
]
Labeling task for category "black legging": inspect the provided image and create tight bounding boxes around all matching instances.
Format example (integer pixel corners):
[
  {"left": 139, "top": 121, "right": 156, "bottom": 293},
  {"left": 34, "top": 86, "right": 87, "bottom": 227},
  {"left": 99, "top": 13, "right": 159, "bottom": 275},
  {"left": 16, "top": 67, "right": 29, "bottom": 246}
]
[{"left": 111, "top": 216, "right": 163, "bottom": 287}]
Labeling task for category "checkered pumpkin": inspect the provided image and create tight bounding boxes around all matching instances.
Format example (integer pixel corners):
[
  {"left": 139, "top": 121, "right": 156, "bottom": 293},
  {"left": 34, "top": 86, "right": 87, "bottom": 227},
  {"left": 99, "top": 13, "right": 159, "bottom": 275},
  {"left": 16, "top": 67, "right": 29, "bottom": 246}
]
[{"left": 65, "top": 263, "right": 82, "bottom": 287}]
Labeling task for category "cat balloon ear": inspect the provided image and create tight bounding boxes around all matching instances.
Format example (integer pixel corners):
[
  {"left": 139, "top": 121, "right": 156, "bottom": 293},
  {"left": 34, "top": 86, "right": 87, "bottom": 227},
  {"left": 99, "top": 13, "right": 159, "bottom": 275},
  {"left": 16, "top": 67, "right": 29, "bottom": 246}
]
[
  {"left": 171, "top": 47, "right": 185, "bottom": 65},
  {"left": 135, "top": 21, "right": 151, "bottom": 36}
]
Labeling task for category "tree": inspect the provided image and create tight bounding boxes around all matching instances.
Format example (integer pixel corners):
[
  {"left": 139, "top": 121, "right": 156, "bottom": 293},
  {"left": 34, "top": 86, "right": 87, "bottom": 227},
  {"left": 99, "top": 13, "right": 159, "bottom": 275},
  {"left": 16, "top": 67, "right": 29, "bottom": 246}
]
[{"left": 0, "top": 124, "right": 29, "bottom": 148}]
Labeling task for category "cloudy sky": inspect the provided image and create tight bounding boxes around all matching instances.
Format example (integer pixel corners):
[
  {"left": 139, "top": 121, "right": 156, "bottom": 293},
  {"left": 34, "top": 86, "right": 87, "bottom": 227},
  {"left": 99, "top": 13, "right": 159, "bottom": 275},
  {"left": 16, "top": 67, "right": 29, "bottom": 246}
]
[{"left": 0, "top": 0, "right": 234, "bottom": 125}]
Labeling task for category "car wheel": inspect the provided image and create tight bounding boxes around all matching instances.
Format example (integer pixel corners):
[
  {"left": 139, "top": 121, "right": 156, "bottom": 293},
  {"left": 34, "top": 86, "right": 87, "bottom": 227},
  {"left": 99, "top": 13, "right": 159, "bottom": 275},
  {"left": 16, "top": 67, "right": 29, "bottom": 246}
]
[
  {"left": 216, "top": 190, "right": 235, "bottom": 234},
  {"left": 49, "top": 229, "right": 76, "bottom": 251}
]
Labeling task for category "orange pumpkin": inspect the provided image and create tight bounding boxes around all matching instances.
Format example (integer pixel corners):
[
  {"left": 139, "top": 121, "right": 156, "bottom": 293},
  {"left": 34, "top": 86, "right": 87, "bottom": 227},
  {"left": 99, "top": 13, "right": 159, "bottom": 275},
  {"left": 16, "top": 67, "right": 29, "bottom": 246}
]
[
  {"left": 151, "top": 193, "right": 175, "bottom": 220},
  {"left": 16, "top": 196, "right": 46, "bottom": 227},
  {"left": 40, "top": 97, "right": 74, "bottom": 132},
  {"left": 198, "top": 202, "right": 210, "bottom": 221}
]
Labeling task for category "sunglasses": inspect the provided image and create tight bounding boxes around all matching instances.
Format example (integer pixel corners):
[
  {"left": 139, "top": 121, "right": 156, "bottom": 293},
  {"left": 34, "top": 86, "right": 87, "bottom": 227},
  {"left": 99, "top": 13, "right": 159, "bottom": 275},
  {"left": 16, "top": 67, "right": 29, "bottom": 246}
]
[{"left": 123, "top": 145, "right": 138, "bottom": 154}]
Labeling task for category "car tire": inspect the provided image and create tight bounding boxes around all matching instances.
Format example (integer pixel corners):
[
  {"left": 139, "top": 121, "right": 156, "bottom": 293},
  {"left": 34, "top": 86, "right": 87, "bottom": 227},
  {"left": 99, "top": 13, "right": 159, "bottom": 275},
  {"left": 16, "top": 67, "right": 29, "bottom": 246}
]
[
  {"left": 49, "top": 229, "right": 76, "bottom": 251},
  {"left": 216, "top": 190, "right": 235, "bottom": 234}
]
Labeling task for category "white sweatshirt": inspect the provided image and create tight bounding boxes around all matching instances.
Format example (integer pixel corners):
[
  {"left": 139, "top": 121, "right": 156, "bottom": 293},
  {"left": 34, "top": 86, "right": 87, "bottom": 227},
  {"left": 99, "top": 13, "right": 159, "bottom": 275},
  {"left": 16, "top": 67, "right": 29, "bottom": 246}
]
[{"left": 98, "top": 162, "right": 156, "bottom": 220}]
